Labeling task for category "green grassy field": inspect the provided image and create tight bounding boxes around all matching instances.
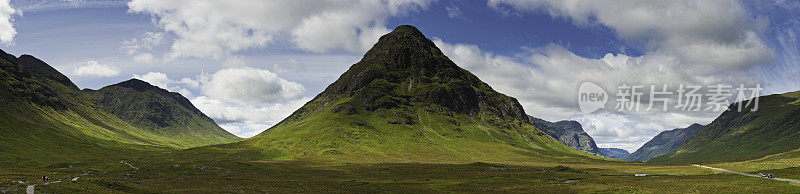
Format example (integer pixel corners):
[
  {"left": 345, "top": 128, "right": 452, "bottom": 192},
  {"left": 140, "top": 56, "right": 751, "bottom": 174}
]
[{"left": 4, "top": 149, "right": 800, "bottom": 193}]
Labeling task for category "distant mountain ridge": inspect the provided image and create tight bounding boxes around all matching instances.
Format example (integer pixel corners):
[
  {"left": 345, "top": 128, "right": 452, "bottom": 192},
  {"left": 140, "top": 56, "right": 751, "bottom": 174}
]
[
  {"left": 528, "top": 116, "right": 605, "bottom": 156},
  {"left": 625, "top": 124, "right": 703, "bottom": 162},
  {"left": 600, "top": 148, "right": 630, "bottom": 160}
]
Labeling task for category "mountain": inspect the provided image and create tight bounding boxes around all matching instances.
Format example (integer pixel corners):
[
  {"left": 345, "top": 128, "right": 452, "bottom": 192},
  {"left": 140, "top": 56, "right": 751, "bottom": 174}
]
[
  {"left": 600, "top": 148, "right": 630, "bottom": 160},
  {"left": 236, "top": 25, "right": 595, "bottom": 163},
  {"left": 84, "top": 79, "right": 240, "bottom": 147},
  {"left": 528, "top": 116, "right": 605, "bottom": 156},
  {"left": 0, "top": 49, "right": 237, "bottom": 166},
  {"left": 649, "top": 91, "right": 800, "bottom": 164},
  {"left": 624, "top": 124, "right": 703, "bottom": 162}
]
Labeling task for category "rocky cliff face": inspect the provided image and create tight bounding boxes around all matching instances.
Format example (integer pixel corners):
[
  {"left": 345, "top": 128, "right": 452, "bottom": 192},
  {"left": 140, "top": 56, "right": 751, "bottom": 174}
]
[
  {"left": 528, "top": 116, "right": 605, "bottom": 156},
  {"left": 625, "top": 124, "right": 703, "bottom": 162}
]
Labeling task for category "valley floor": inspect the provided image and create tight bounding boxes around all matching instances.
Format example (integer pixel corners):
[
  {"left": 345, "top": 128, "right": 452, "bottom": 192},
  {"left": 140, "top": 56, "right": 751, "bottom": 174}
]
[{"left": 3, "top": 152, "right": 800, "bottom": 193}]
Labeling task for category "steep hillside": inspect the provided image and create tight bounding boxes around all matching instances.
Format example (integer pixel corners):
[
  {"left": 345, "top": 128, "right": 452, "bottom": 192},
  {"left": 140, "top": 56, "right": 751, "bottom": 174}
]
[
  {"left": 528, "top": 116, "right": 605, "bottom": 156},
  {"left": 0, "top": 49, "right": 236, "bottom": 167},
  {"left": 85, "top": 79, "right": 240, "bottom": 147},
  {"left": 600, "top": 148, "right": 630, "bottom": 160},
  {"left": 625, "top": 124, "right": 703, "bottom": 162},
  {"left": 235, "top": 25, "right": 596, "bottom": 163},
  {"left": 649, "top": 91, "right": 800, "bottom": 164}
]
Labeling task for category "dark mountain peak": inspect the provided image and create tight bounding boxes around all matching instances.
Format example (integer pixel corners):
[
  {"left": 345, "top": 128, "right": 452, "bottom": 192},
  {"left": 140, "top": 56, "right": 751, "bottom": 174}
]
[
  {"left": 376, "top": 25, "right": 432, "bottom": 48},
  {"left": 15, "top": 54, "right": 78, "bottom": 90},
  {"left": 93, "top": 78, "right": 216, "bottom": 129},
  {"left": 359, "top": 25, "right": 452, "bottom": 70},
  {"left": 114, "top": 78, "right": 159, "bottom": 92},
  {"left": 103, "top": 78, "right": 199, "bottom": 113},
  {"left": 527, "top": 115, "right": 605, "bottom": 156},
  {"left": 687, "top": 123, "right": 703, "bottom": 129},
  {"left": 554, "top": 120, "right": 582, "bottom": 129},
  {"left": 285, "top": 25, "right": 528, "bottom": 128}
]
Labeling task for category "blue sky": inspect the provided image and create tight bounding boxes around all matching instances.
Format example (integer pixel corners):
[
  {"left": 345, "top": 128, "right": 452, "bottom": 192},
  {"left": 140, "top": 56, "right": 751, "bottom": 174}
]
[{"left": 1, "top": 0, "right": 798, "bottom": 152}]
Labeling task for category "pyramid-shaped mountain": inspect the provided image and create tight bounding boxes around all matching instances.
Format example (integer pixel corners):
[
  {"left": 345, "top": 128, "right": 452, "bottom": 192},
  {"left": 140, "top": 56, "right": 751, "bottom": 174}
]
[{"left": 242, "top": 25, "right": 593, "bottom": 163}]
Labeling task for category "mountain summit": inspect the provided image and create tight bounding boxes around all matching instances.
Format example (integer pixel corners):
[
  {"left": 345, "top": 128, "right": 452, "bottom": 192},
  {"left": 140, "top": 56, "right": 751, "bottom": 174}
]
[
  {"left": 85, "top": 78, "right": 240, "bottom": 147},
  {"left": 313, "top": 25, "right": 527, "bottom": 123},
  {"left": 529, "top": 116, "right": 605, "bottom": 156},
  {"left": 241, "top": 25, "right": 591, "bottom": 163}
]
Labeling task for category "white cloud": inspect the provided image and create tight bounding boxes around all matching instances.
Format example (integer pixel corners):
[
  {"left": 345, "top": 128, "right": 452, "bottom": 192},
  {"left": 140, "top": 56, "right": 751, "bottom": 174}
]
[
  {"left": 11, "top": 0, "right": 126, "bottom": 12},
  {"left": 433, "top": 38, "right": 759, "bottom": 152},
  {"left": 445, "top": 5, "right": 463, "bottom": 19},
  {"left": 130, "top": 67, "right": 309, "bottom": 137},
  {"left": 122, "top": 32, "right": 164, "bottom": 63},
  {"left": 574, "top": 111, "right": 717, "bottom": 152},
  {"left": 126, "top": 0, "right": 433, "bottom": 62},
  {"left": 179, "top": 77, "right": 199, "bottom": 89},
  {"left": 200, "top": 67, "right": 305, "bottom": 105},
  {"left": 132, "top": 53, "right": 155, "bottom": 63},
  {"left": 487, "top": 0, "right": 774, "bottom": 74},
  {"left": 131, "top": 66, "right": 306, "bottom": 124},
  {"left": 422, "top": 0, "right": 780, "bottom": 150},
  {"left": 192, "top": 96, "right": 311, "bottom": 137},
  {"left": 72, "top": 61, "right": 120, "bottom": 77},
  {"left": 0, "top": 0, "right": 19, "bottom": 45}
]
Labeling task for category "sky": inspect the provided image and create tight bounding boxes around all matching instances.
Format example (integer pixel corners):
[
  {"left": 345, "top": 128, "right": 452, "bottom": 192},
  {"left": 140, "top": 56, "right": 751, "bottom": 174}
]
[{"left": 1, "top": 0, "right": 799, "bottom": 152}]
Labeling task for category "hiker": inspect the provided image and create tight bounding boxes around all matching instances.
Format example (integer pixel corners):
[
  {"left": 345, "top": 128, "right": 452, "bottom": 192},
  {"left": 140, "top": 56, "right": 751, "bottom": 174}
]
[{"left": 42, "top": 175, "right": 48, "bottom": 184}]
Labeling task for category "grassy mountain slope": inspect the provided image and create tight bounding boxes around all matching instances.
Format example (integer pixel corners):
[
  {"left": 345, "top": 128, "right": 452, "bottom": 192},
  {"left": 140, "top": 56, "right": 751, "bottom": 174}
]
[
  {"left": 232, "top": 25, "right": 598, "bottom": 163},
  {"left": 529, "top": 116, "right": 605, "bottom": 156},
  {"left": 0, "top": 50, "right": 236, "bottom": 167},
  {"left": 649, "top": 91, "right": 800, "bottom": 164},
  {"left": 85, "top": 79, "right": 240, "bottom": 147},
  {"left": 625, "top": 124, "right": 703, "bottom": 162}
]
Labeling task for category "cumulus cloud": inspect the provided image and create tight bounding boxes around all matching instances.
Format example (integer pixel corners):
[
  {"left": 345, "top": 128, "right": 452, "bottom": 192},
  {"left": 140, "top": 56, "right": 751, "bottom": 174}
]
[
  {"left": 445, "top": 5, "right": 463, "bottom": 19},
  {"left": 433, "top": 0, "right": 779, "bottom": 150},
  {"left": 0, "top": 0, "right": 19, "bottom": 45},
  {"left": 199, "top": 67, "right": 305, "bottom": 105},
  {"left": 122, "top": 32, "right": 164, "bottom": 63},
  {"left": 433, "top": 38, "right": 758, "bottom": 151},
  {"left": 192, "top": 96, "right": 310, "bottom": 137},
  {"left": 72, "top": 61, "right": 121, "bottom": 77},
  {"left": 131, "top": 67, "right": 308, "bottom": 137},
  {"left": 191, "top": 67, "right": 308, "bottom": 137},
  {"left": 126, "top": 0, "right": 432, "bottom": 62},
  {"left": 11, "top": 0, "right": 126, "bottom": 12},
  {"left": 488, "top": 0, "right": 774, "bottom": 74}
]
